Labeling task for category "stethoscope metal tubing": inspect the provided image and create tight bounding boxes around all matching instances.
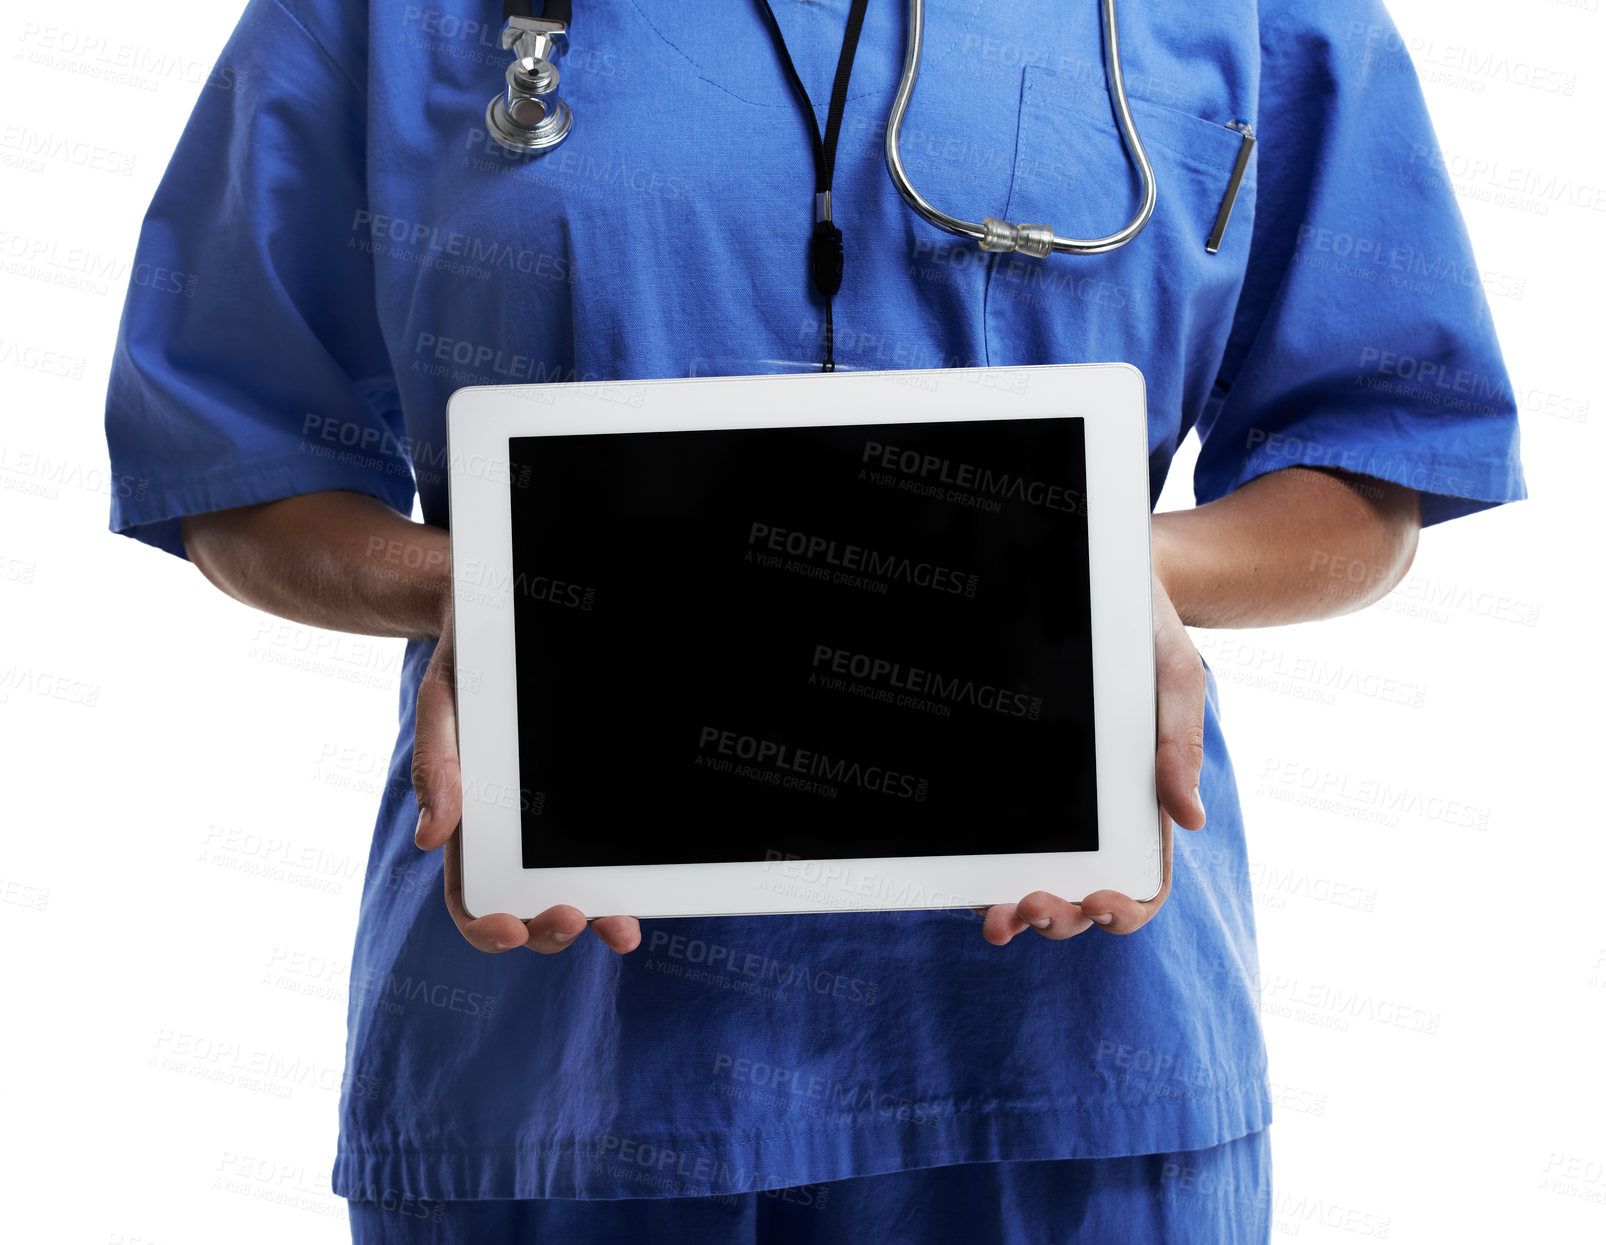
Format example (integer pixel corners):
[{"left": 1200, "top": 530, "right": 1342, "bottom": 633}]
[{"left": 884, "top": 0, "right": 1158, "bottom": 256}]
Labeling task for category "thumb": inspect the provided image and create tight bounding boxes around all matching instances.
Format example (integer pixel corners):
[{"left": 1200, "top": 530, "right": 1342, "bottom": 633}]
[
  {"left": 411, "top": 614, "right": 461, "bottom": 851},
  {"left": 1154, "top": 577, "right": 1207, "bottom": 831}
]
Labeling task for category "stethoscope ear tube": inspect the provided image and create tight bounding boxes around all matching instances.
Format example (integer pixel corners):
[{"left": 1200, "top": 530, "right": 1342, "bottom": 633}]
[{"left": 884, "top": 0, "right": 1158, "bottom": 256}]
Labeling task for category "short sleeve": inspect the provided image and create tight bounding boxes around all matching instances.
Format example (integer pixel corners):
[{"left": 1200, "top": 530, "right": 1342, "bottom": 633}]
[
  {"left": 1193, "top": 0, "right": 1527, "bottom": 527},
  {"left": 103, "top": 0, "right": 411, "bottom": 559}
]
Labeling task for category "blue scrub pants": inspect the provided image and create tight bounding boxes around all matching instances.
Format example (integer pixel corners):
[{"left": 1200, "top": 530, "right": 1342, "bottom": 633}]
[{"left": 348, "top": 1128, "right": 1271, "bottom": 1243}]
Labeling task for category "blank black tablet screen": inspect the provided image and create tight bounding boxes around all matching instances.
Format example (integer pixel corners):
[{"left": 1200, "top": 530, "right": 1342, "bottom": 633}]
[{"left": 507, "top": 417, "right": 1097, "bottom": 867}]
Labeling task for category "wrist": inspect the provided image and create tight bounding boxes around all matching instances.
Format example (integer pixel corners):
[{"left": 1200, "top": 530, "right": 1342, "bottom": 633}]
[
  {"left": 423, "top": 561, "right": 453, "bottom": 639},
  {"left": 419, "top": 532, "right": 453, "bottom": 639},
  {"left": 361, "top": 521, "right": 451, "bottom": 639},
  {"left": 1150, "top": 512, "right": 1200, "bottom": 628},
  {"left": 1150, "top": 512, "right": 1180, "bottom": 597}
]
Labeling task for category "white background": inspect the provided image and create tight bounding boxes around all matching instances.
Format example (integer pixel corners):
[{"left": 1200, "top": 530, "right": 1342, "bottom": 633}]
[{"left": 2, "top": 1, "right": 1602, "bottom": 1241}]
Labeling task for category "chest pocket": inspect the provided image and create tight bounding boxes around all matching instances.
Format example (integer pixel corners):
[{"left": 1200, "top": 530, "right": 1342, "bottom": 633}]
[{"left": 984, "top": 65, "right": 1256, "bottom": 425}]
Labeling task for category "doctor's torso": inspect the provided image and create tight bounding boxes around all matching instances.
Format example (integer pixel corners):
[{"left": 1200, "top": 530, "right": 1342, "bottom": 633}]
[{"left": 359, "top": 0, "right": 1261, "bottom": 524}]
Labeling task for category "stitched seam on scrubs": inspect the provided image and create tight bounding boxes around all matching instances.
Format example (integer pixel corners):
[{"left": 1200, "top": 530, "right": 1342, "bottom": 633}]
[
  {"left": 333, "top": 1090, "right": 1269, "bottom": 1156},
  {"left": 1219, "top": 441, "right": 1527, "bottom": 494},
  {"left": 623, "top": 0, "right": 892, "bottom": 111},
  {"left": 265, "top": 0, "right": 363, "bottom": 100},
  {"left": 112, "top": 450, "right": 414, "bottom": 534},
  {"left": 624, "top": 0, "right": 793, "bottom": 109},
  {"left": 1024, "top": 74, "right": 1251, "bottom": 184},
  {"left": 980, "top": 66, "right": 1035, "bottom": 368}
]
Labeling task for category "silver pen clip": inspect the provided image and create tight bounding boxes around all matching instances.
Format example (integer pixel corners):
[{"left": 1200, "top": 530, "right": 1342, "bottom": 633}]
[{"left": 1206, "top": 119, "right": 1256, "bottom": 254}]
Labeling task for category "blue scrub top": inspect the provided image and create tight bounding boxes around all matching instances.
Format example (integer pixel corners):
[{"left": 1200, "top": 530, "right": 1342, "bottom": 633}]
[{"left": 104, "top": 0, "right": 1525, "bottom": 1201}]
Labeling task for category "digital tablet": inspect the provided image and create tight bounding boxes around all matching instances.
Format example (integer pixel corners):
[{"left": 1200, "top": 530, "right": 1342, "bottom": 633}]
[{"left": 446, "top": 364, "right": 1159, "bottom": 919}]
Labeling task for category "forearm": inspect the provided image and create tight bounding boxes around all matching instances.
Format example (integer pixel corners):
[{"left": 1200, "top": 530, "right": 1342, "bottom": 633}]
[
  {"left": 1153, "top": 466, "right": 1420, "bottom": 629},
  {"left": 180, "top": 490, "right": 450, "bottom": 639}
]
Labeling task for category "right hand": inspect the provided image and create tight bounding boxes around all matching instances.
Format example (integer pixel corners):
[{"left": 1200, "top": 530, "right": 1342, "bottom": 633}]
[{"left": 410, "top": 604, "right": 642, "bottom": 955}]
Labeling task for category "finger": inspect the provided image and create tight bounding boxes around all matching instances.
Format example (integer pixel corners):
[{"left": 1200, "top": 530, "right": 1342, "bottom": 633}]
[
  {"left": 1079, "top": 814, "right": 1174, "bottom": 934},
  {"left": 586, "top": 916, "right": 642, "bottom": 954},
  {"left": 412, "top": 615, "right": 462, "bottom": 852},
  {"left": 1153, "top": 578, "right": 1208, "bottom": 831},
  {"left": 1014, "top": 891, "right": 1095, "bottom": 941},
  {"left": 441, "top": 826, "right": 530, "bottom": 952},
  {"left": 520, "top": 904, "right": 594, "bottom": 955},
  {"left": 981, "top": 902, "right": 1031, "bottom": 946},
  {"left": 1076, "top": 889, "right": 1159, "bottom": 935}
]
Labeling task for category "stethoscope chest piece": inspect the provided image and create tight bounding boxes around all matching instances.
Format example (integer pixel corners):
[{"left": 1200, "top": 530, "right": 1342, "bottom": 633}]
[{"left": 488, "top": 16, "right": 574, "bottom": 154}]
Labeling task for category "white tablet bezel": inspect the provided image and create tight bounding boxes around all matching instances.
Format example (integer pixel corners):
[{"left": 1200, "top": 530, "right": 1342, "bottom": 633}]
[{"left": 446, "top": 364, "right": 1159, "bottom": 919}]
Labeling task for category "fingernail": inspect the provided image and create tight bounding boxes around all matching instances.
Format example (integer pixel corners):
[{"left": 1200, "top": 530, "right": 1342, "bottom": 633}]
[
  {"left": 413, "top": 806, "right": 429, "bottom": 848},
  {"left": 552, "top": 929, "right": 577, "bottom": 943},
  {"left": 1192, "top": 786, "right": 1203, "bottom": 813},
  {"left": 1089, "top": 912, "right": 1113, "bottom": 925},
  {"left": 1029, "top": 917, "right": 1052, "bottom": 929}
]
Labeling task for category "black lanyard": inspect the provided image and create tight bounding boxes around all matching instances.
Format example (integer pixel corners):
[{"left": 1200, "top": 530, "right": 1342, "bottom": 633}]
[
  {"left": 503, "top": 1, "right": 571, "bottom": 19},
  {"left": 755, "top": 0, "right": 871, "bottom": 372}
]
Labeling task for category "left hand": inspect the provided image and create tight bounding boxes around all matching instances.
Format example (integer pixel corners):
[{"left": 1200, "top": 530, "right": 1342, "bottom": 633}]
[{"left": 980, "top": 570, "right": 1207, "bottom": 945}]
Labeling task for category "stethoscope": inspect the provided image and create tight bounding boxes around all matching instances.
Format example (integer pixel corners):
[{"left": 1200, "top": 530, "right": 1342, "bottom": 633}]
[{"left": 487, "top": 0, "right": 1159, "bottom": 261}]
